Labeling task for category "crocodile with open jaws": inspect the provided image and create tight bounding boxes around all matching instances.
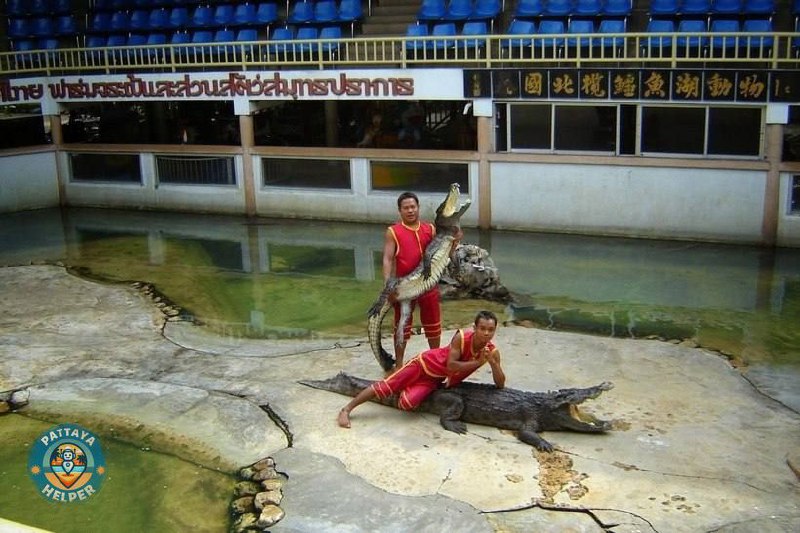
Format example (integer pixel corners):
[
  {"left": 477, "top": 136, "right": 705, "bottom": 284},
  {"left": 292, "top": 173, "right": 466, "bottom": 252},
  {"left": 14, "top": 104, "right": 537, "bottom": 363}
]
[
  {"left": 301, "top": 372, "right": 614, "bottom": 452},
  {"left": 367, "top": 183, "right": 471, "bottom": 372}
]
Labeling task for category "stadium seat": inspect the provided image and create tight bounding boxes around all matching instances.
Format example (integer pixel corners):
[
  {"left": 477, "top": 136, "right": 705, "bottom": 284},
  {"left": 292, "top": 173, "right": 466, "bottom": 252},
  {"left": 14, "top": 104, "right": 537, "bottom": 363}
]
[
  {"left": 30, "top": 18, "right": 54, "bottom": 39},
  {"left": 574, "top": 0, "right": 603, "bottom": 16},
  {"left": 191, "top": 5, "right": 215, "bottom": 28},
  {"left": 430, "top": 22, "right": 457, "bottom": 50},
  {"left": 460, "top": 20, "right": 489, "bottom": 50},
  {"left": 642, "top": 18, "right": 675, "bottom": 55},
  {"left": 514, "top": 0, "right": 544, "bottom": 17},
  {"left": 314, "top": 0, "right": 340, "bottom": 24},
  {"left": 680, "top": 0, "right": 712, "bottom": 15},
  {"left": 567, "top": 18, "right": 595, "bottom": 47},
  {"left": 53, "top": 0, "right": 73, "bottom": 15},
  {"left": 537, "top": 18, "right": 566, "bottom": 55},
  {"left": 288, "top": 1, "right": 316, "bottom": 24},
  {"left": 237, "top": 28, "right": 260, "bottom": 42},
  {"left": 543, "top": 0, "right": 573, "bottom": 17},
  {"left": 648, "top": 0, "right": 680, "bottom": 16},
  {"left": 8, "top": 18, "right": 31, "bottom": 40},
  {"left": 471, "top": 0, "right": 501, "bottom": 21},
  {"left": 213, "top": 4, "right": 235, "bottom": 27},
  {"left": 110, "top": 11, "right": 131, "bottom": 33},
  {"left": 597, "top": 18, "right": 625, "bottom": 49},
  {"left": 741, "top": 0, "right": 775, "bottom": 14},
  {"left": 149, "top": 8, "right": 170, "bottom": 30},
  {"left": 741, "top": 18, "right": 774, "bottom": 54},
  {"left": 268, "top": 26, "right": 296, "bottom": 56},
  {"left": 6, "top": 0, "right": 25, "bottom": 17},
  {"left": 405, "top": 23, "right": 430, "bottom": 53},
  {"left": 418, "top": 0, "right": 447, "bottom": 21},
  {"left": 710, "top": 18, "right": 739, "bottom": 50},
  {"left": 710, "top": 0, "right": 742, "bottom": 14},
  {"left": 256, "top": 3, "right": 279, "bottom": 24},
  {"left": 213, "top": 29, "right": 237, "bottom": 56},
  {"left": 603, "top": 0, "right": 632, "bottom": 16},
  {"left": 145, "top": 32, "right": 168, "bottom": 55},
  {"left": 191, "top": 30, "right": 215, "bottom": 56},
  {"left": 106, "top": 34, "right": 128, "bottom": 48},
  {"left": 129, "top": 10, "right": 150, "bottom": 32},
  {"left": 295, "top": 26, "right": 319, "bottom": 54},
  {"left": 338, "top": 0, "right": 363, "bottom": 35},
  {"left": 233, "top": 3, "right": 258, "bottom": 26},
  {"left": 54, "top": 15, "right": 78, "bottom": 37},
  {"left": 676, "top": 19, "right": 709, "bottom": 53},
  {"left": 169, "top": 8, "right": 190, "bottom": 29},
  {"left": 30, "top": 0, "right": 50, "bottom": 16},
  {"left": 444, "top": 0, "right": 474, "bottom": 21},
  {"left": 501, "top": 18, "right": 535, "bottom": 52},
  {"left": 319, "top": 25, "right": 343, "bottom": 54}
]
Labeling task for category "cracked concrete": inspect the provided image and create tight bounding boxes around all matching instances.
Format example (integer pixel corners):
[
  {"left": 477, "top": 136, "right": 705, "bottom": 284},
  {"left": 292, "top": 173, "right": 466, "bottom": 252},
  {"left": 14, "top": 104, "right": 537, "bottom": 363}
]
[{"left": 1, "top": 265, "right": 799, "bottom": 532}]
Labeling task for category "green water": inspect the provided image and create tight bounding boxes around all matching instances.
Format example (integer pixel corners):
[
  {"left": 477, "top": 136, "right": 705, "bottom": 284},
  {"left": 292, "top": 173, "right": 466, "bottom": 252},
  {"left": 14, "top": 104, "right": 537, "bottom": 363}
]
[{"left": 0, "top": 415, "right": 233, "bottom": 533}]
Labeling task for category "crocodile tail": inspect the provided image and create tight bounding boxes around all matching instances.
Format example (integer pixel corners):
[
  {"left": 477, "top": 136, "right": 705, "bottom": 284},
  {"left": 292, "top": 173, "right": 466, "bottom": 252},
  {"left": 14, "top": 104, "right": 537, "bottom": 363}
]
[{"left": 368, "top": 300, "right": 395, "bottom": 372}]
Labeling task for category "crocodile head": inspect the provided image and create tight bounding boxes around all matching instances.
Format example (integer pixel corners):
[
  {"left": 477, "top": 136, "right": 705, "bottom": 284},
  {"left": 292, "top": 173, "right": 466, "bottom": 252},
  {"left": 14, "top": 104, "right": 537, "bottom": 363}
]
[
  {"left": 434, "top": 183, "right": 471, "bottom": 233},
  {"left": 539, "top": 381, "right": 614, "bottom": 433}
]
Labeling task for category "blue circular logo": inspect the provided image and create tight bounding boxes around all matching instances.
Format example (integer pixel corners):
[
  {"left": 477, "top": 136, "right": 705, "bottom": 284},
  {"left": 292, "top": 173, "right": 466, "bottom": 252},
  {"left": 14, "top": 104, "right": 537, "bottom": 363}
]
[{"left": 28, "top": 423, "right": 107, "bottom": 502}]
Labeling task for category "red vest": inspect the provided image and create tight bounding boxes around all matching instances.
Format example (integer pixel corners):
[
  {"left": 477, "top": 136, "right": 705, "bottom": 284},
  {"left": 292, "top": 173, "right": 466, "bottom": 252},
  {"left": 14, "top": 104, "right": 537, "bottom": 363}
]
[
  {"left": 389, "top": 221, "right": 435, "bottom": 277},
  {"left": 418, "top": 329, "right": 496, "bottom": 388}
]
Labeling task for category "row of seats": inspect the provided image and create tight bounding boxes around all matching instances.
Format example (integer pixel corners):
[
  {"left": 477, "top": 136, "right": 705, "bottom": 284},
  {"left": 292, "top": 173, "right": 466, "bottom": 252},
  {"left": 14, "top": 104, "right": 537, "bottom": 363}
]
[
  {"left": 648, "top": 0, "right": 776, "bottom": 16},
  {"left": 90, "top": 0, "right": 242, "bottom": 10},
  {"left": 416, "top": 0, "right": 503, "bottom": 21},
  {"left": 4, "top": 0, "right": 72, "bottom": 16},
  {"left": 644, "top": 17, "right": 774, "bottom": 49},
  {"left": 509, "top": 0, "right": 633, "bottom": 18},
  {"left": 284, "top": 0, "right": 364, "bottom": 25},
  {"left": 7, "top": 16, "right": 79, "bottom": 39}
]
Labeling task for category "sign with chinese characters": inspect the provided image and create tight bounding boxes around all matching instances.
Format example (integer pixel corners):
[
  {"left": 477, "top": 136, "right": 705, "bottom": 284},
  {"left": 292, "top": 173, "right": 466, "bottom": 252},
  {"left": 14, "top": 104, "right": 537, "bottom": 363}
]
[{"left": 464, "top": 69, "right": 797, "bottom": 103}]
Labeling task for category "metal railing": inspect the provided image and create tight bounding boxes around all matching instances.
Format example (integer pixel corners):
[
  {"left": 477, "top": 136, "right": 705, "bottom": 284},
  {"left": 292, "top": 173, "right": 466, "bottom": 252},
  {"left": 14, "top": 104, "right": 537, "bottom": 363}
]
[{"left": 1, "top": 31, "right": 798, "bottom": 76}]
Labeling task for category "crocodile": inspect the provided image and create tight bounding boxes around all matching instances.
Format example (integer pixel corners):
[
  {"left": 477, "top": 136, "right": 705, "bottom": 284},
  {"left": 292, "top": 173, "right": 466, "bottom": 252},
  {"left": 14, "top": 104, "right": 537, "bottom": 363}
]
[
  {"left": 368, "top": 183, "right": 471, "bottom": 372},
  {"left": 301, "top": 372, "right": 614, "bottom": 452}
]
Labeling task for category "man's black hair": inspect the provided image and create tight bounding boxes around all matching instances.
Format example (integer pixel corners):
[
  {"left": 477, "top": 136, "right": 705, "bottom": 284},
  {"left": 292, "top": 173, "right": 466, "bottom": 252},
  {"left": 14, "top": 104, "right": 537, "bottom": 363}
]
[
  {"left": 474, "top": 310, "right": 498, "bottom": 326},
  {"left": 397, "top": 191, "right": 419, "bottom": 209}
]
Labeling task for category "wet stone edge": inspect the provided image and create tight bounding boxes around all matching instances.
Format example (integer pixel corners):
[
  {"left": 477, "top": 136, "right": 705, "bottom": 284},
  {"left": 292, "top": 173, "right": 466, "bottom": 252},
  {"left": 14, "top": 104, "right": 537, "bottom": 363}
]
[{"left": 231, "top": 457, "right": 287, "bottom": 532}]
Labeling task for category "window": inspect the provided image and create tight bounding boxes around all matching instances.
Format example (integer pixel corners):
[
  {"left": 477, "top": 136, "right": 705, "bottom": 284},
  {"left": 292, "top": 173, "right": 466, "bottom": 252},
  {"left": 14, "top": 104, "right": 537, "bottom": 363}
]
[
  {"left": 262, "top": 158, "right": 350, "bottom": 189},
  {"left": 370, "top": 161, "right": 468, "bottom": 192},
  {"left": 157, "top": 155, "right": 235, "bottom": 186},
  {"left": 508, "top": 103, "right": 618, "bottom": 153},
  {"left": 70, "top": 153, "right": 141, "bottom": 183},
  {"left": 791, "top": 176, "right": 800, "bottom": 215}
]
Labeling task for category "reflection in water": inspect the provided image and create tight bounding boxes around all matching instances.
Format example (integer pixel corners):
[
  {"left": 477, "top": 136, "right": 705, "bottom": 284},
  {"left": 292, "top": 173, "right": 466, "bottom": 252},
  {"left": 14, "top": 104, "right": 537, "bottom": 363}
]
[{"left": 1, "top": 207, "right": 799, "bottom": 368}]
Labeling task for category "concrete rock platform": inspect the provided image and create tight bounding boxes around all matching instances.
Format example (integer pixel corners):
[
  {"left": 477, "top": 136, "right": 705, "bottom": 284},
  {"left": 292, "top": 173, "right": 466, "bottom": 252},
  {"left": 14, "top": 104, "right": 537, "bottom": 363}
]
[{"left": 1, "top": 265, "right": 799, "bottom": 532}]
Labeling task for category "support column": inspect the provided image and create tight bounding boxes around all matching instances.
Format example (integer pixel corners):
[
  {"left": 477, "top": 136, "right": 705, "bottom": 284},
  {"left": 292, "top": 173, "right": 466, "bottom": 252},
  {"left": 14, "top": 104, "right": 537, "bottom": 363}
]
[
  {"left": 476, "top": 114, "right": 492, "bottom": 230},
  {"left": 239, "top": 113, "right": 257, "bottom": 217},
  {"left": 324, "top": 100, "right": 339, "bottom": 147},
  {"left": 48, "top": 114, "right": 66, "bottom": 207},
  {"left": 762, "top": 123, "right": 783, "bottom": 247}
]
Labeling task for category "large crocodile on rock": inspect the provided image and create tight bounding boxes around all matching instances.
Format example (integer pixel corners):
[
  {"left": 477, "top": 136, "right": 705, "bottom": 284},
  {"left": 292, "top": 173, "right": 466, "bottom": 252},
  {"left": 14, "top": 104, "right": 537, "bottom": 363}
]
[
  {"left": 368, "top": 183, "right": 471, "bottom": 372},
  {"left": 301, "top": 372, "right": 614, "bottom": 452}
]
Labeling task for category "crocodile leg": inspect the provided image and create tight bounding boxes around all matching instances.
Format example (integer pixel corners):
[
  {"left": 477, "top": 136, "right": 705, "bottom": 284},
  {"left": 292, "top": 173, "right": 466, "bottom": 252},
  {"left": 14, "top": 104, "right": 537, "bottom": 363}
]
[
  {"left": 433, "top": 391, "right": 467, "bottom": 434},
  {"left": 518, "top": 425, "right": 554, "bottom": 452}
]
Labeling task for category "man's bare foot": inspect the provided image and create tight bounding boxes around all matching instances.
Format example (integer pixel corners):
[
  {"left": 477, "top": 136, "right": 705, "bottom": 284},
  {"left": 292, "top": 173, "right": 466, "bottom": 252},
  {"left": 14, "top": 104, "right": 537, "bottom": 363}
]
[{"left": 337, "top": 409, "right": 351, "bottom": 428}]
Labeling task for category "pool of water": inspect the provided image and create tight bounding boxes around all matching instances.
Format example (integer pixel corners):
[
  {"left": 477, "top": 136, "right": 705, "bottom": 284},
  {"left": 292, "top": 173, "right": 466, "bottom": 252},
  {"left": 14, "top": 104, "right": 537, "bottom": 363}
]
[
  {"left": 1, "top": 207, "right": 799, "bottom": 369},
  {"left": 0, "top": 414, "right": 233, "bottom": 533}
]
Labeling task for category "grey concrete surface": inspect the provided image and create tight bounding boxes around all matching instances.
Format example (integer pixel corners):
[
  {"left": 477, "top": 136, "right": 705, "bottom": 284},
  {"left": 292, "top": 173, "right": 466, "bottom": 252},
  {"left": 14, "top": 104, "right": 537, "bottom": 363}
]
[{"left": 1, "top": 265, "right": 799, "bottom": 533}]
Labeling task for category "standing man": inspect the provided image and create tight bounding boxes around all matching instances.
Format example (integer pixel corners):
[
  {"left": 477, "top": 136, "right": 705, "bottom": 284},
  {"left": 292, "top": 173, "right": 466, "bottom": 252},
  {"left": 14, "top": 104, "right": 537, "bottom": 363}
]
[
  {"left": 383, "top": 191, "right": 440, "bottom": 369},
  {"left": 337, "top": 310, "right": 505, "bottom": 428}
]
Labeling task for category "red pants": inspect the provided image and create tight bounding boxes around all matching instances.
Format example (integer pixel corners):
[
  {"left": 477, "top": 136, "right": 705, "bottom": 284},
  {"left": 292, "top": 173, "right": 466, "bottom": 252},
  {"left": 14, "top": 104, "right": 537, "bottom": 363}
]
[
  {"left": 393, "top": 287, "right": 441, "bottom": 343},
  {"left": 371, "top": 358, "right": 442, "bottom": 411}
]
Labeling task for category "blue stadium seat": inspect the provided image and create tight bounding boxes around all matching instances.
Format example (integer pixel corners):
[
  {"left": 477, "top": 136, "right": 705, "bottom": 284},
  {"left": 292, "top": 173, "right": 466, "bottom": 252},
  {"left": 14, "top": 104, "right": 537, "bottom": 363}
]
[
  {"left": 130, "top": 10, "right": 151, "bottom": 32},
  {"left": 315, "top": 0, "right": 340, "bottom": 24},
  {"left": 169, "top": 8, "right": 190, "bottom": 29},
  {"left": 597, "top": 18, "right": 625, "bottom": 49},
  {"left": 213, "top": 29, "right": 237, "bottom": 56},
  {"left": 681, "top": 0, "right": 712, "bottom": 15},
  {"left": 89, "top": 12, "right": 112, "bottom": 34},
  {"left": 8, "top": 18, "right": 31, "bottom": 40},
  {"left": 191, "top": 30, "right": 215, "bottom": 56},
  {"left": 170, "top": 31, "right": 192, "bottom": 46},
  {"left": 268, "top": 26, "right": 296, "bottom": 55},
  {"left": 710, "top": 0, "right": 742, "bottom": 14},
  {"left": 460, "top": 20, "right": 489, "bottom": 50},
  {"left": 649, "top": 0, "right": 680, "bottom": 15},
  {"left": 54, "top": 15, "right": 78, "bottom": 37},
  {"left": 110, "top": 11, "right": 131, "bottom": 33},
  {"left": 288, "top": 1, "right": 316, "bottom": 24},
  {"left": 213, "top": 4, "right": 235, "bottom": 27},
  {"left": 444, "top": 0, "right": 474, "bottom": 21},
  {"left": 676, "top": 18, "right": 709, "bottom": 52},
  {"left": 145, "top": 32, "right": 167, "bottom": 48},
  {"left": 191, "top": 5, "right": 215, "bottom": 28},
  {"left": 471, "top": 0, "right": 501, "bottom": 21},
  {"left": 642, "top": 18, "right": 675, "bottom": 54},
  {"left": 431, "top": 22, "right": 457, "bottom": 49},
  {"left": 405, "top": 23, "right": 430, "bottom": 53},
  {"left": 710, "top": 18, "right": 739, "bottom": 50},
  {"left": 339, "top": 0, "right": 364, "bottom": 22},
  {"left": 514, "top": 0, "right": 544, "bottom": 17},
  {"left": 6, "top": 0, "right": 26, "bottom": 16},
  {"left": 256, "top": 3, "right": 279, "bottom": 24},
  {"left": 233, "top": 3, "right": 258, "bottom": 26},
  {"left": 295, "top": 26, "right": 319, "bottom": 54},
  {"left": 149, "top": 8, "right": 171, "bottom": 30},
  {"left": 742, "top": 0, "right": 775, "bottom": 14},
  {"left": 30, "top": 0, "right": 50, "bottom": 16},
  {"left": 538, "top": 19, "right": 566, "bottom": 51},
  {"left": 93, "top": 0, "right": 113, "bottom": 12},
  {"left": 603, "top": 0, "right": 632, "bottom": 16},
  {"left": 319, "top": 26, "right": 343, "bottom": 54},
  {"left": 418, "top": 0, "right": 447, "bottom": 21},
  {"left": 127, "top": 34, "right": 148, "bottom": 47},
  {"left": 30, "top": 17, "right": 54, "bottom": 39},
  {"left": 237, "top": 28, "right": 260, "bottom": 42},
  {"left": 52, "top": 0, "right": 73, "bottom": 15},
  {"left": 106, "top": 34, "right": 128, "bottom": 48},
  {"left": 501, "top": 18, "right": 535, "bottom": 51},
  {"left": 543, "top": 0, "right": 573, "bottom": 17},
  {"left": 567, "top": 18, "right": 594, "bottom": 47},
  {"left": 574, "top": 0, "right": 603, "bottom": 16},
  {"left": 742, "top": 18, "right": 774, "bottom": 53}
]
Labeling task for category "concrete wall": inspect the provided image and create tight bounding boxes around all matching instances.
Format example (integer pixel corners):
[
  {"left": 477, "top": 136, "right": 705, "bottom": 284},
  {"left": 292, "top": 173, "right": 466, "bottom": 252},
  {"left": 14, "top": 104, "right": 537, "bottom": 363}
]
[
  {"left": 490, "top": 162, "right": 767, "bottom": 244},
  {"left": 778, "top": 172, "right": 800, "bottom": 248},
  {"left": 0, "top": 151, "right": 59, "bottom": 213}
]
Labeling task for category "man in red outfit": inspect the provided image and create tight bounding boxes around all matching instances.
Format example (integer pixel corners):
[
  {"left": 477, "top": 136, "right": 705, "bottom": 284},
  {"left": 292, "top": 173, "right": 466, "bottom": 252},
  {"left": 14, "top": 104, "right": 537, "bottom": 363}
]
[
  {"left": 337, "top": 310, "right": 506, "bottom": 428},
  {"left": 382, "top": 191, "right": 453, "bottom": 369}
]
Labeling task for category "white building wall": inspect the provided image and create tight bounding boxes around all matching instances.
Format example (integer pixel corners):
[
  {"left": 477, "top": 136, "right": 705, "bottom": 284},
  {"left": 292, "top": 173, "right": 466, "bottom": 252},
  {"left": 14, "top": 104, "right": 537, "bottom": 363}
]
[
  {"left": 778, "top": 173, "right": 800, "bottom": 247},
  {"left": 0, "top": 152, "right": 59, "bottom": 213},
  {"left": 490, "top": 162, "right": 767, "bottom": 244}
]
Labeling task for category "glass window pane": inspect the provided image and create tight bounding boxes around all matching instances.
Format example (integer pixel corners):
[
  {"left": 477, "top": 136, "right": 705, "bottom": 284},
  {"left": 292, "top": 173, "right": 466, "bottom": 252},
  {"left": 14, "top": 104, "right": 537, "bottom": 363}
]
[
  {"left": 708, "top": 107, "right": 761, "bottom": 157},
  {"left": 263, "top": 158, "right": 350, "bottom": 189},
  {"left": 510, "top": 104, "right": 551, "bottom": 150},
  {"left": 641, "top": 106, "right": 705, "bottom": 155},
  {"left": 157, "top": 156, "right": 236, "bottom": 186},
  {"left": 70, "top": 153, "right": 141, "bottom": 183},
  {"left": 792, "top": 176, "right": 800, "bottom": 215},
  {"left": 370, "top": 161, "right": 468, "bottom": 193},
  {"left": 554, "top": 106, "right": 617, "bottom": 152}
]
